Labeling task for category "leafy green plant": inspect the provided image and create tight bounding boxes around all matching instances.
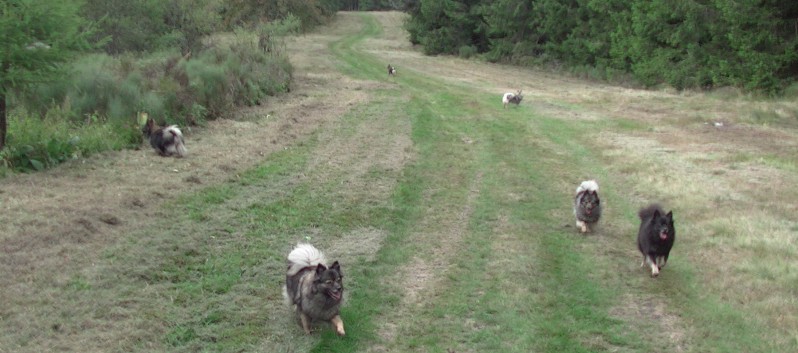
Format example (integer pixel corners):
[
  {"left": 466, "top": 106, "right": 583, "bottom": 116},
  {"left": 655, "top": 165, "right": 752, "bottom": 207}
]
[{"left": 0, "top": 110, "right": 138, "bottom": 173}]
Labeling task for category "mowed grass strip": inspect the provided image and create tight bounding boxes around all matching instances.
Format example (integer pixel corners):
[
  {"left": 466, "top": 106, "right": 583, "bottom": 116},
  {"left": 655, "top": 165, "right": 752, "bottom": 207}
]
[
  {"left": 78, "top": 11, "right": 790, "bottom": 353},
  {"left": 85, "top": 87, "right": 411, "bottom": 352},
  {"left": 317, "top": 11, "right": 783, "bottom": 353},
  {"left": 316, "top": 13, "right": 639, "bottom": 352},
  {"left": 376, "top": 95, "right": 644, "bottom": 352}
]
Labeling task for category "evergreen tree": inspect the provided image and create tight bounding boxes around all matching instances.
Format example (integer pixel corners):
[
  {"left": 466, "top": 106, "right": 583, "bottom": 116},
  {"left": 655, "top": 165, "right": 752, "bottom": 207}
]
[{"left": 0, "top": 0, "right": 96, "bottom": 149}]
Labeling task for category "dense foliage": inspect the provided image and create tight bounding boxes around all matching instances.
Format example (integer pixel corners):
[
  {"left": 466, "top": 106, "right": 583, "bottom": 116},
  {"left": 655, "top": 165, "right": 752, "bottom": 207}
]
[
  {"left": 1, "top": 0, "right": 337, "bottom": 173},
  {"left": 405, "top": 0, "right": 798, "bottom": 92},
  {"left": 0, "top": 0, "right": 95, "bottom": 150},
  {"left": 343, "top": 0, "right": 410, "bottom": 11}
]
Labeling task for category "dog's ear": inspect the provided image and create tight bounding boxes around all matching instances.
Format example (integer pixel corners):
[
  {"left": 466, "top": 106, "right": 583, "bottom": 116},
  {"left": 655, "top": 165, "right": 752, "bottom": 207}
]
[
  {"left": 665, "top": 211, "right": 673, "bottom": 222},
  {"left": 652, "top": 209, "right": 661, "bottom": 220},
  {"left": 330, "top": 261, "right": 342, "bottom": 276},
  {"left": 315, "top": 263, "right": 327, "bottom": 276}
]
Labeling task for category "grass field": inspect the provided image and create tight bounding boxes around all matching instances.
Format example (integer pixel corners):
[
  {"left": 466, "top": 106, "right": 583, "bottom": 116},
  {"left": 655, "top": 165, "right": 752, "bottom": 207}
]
[{"left": 1, "top": 11, "right": 797, "bottom": 353}]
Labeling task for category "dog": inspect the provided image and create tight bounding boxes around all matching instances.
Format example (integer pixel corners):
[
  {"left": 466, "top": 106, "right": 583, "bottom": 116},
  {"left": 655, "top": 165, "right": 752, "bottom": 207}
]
[
  {"left": 637, "top": 204, "right": 675, "bottom": 277},
  {"left": 283, "top": 243, "right": 345, "bottom": 336},
  {"left": 387, "top": 64, "right": 396, "bottom": 76},
  {"left": 574, "top": 180, "right": 601, "bottom": 233},
  {"left": 502, "top": 90, "right": 523, "bottom": 108},
  {"left": 140, "top": 113, "right": 187, "bottom": 158}
]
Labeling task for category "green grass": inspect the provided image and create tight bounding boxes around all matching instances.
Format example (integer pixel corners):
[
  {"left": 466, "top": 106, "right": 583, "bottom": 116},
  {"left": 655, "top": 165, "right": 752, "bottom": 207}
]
[
  {"left": 308, "top": 12, "right": 780, "bottom": 353},
  {"left": 0, "top": 110, "right": 139, "bottom": 174},
  {"left": 59, "top": 11, "right": 790, "bottom": 353}
]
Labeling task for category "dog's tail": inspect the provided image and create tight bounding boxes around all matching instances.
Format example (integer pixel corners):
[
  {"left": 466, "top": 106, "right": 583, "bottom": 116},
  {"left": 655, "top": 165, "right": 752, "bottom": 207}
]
[
  {"left": 284, "top": 243, "right": 327, "bottom": 306},
  {"left": 575, "top": 180, "right": 599, "bottom": 195},
  {"left": 286, "top": 243, "right": 327, "bottom": 276},
  {"left": 163, "top": 125, "right": 188, "bottom": 157},
  {"left": 638, "top": 203, "right": 664, "bottom": 220}
]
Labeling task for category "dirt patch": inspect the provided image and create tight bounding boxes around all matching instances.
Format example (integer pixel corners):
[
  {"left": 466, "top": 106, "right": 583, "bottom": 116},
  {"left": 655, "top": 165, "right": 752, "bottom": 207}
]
[{"left": 610, "top": 294, "right": 689, "bottom": 352}]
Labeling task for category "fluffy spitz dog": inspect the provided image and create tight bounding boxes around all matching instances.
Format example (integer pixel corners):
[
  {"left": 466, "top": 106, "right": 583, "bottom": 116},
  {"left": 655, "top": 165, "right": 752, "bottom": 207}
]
[
  {"left": 387, "top": 64, "right": 396, "bottom": 76},
  {"left": 573, "top": 180, "right": 601, "bottom": 233},
  {"left": 637, "top": 204, "right": 675, "bottom": 277},
  {"left": 140, "top": 113, "right": 187, "bottom": 157},
  {"left": 283, "top": 243, "right": 345, "bottom": 336},
  {"left": 502, "top": 90, "right": 523, "bottom": 108}
]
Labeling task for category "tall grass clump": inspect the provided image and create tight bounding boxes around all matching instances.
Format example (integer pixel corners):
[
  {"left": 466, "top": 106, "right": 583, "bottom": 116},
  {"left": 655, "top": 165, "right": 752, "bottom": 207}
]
[
  {"left": 5, "top": 27, "right": 292, "bottom": 174},
  {"left": 183, "top": 29, "right": 293, "bottom": 119},
  {"left": 22, "top": 29, "right": 292, "bottom": 126},
  {"left": 0, "top": 108, "right": 139, "bottom": 175}
]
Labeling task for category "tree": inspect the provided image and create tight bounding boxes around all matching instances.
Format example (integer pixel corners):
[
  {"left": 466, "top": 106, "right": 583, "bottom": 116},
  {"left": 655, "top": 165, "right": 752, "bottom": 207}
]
[
  {"left": 0, "top": 0, "right": 94, "bottom": 149},
  {"left": 405, "top": 0, "right": 487, "bottom": 55}
]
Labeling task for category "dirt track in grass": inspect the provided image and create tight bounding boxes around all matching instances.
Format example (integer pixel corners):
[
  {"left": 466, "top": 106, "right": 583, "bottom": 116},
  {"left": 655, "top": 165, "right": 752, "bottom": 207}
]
[{"left": 2, "top": 11, "right": 798, "bottom": 353}]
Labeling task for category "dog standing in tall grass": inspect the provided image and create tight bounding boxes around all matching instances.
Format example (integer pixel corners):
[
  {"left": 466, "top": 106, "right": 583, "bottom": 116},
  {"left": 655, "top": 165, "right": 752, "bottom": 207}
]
[
  {"left": 573, "top": 180, "right": 601, "bottom": 233},
  {"left": 283, "top": 243, "right": 345, "bottom": 336},
  {"left": 140, "top": 112, "right": 187, "bottom": 158},
  {"left": 502, "top": 90, "right": 523, "bottom": 108},
  {"left": 637, "top": 204, "right": 675, "bottom": 277}
]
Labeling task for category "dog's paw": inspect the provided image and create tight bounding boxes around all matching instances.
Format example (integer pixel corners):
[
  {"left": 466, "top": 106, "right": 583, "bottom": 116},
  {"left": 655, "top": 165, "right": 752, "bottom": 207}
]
[
  {"left": 576, "top": 220, "right": 587, "bottom": 233},
  {"left": 332, "top": 316, "right": 345, "bottom": 336}
]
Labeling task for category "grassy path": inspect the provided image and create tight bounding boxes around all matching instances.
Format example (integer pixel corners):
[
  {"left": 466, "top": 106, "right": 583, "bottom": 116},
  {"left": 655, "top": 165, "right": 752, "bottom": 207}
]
[
  {"left": 5, "top": 11, "right": 794, "bottom": 353},
  {"left": 323, "top": 15, "right": 645, "bottom": 352},
  {"left": 309, "top": 12, "right": 781, "bottom": 353}
]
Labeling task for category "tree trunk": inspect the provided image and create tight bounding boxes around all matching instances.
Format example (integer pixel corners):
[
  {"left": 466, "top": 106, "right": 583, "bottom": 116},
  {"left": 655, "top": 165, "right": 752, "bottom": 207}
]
[{"left": 0, "top": 93, "right": 6, "bottom": 150}]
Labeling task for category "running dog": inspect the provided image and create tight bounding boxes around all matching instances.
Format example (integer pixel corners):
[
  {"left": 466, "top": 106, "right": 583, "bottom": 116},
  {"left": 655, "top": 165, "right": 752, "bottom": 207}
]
[
  {"left": 574, "top": 180, "right": 601, "bottom": 233},
  {"left": 140, "top": 113, "right": 187, "bottom": 157},
  {"left": 283, "top": 243, "right": 345, "bottom": 336},
  {"left": 637, "top": 204, "right": 676, "bottom": 277},
  {"left": 502, "top": 90, "right": 523, "bottom": 108}
]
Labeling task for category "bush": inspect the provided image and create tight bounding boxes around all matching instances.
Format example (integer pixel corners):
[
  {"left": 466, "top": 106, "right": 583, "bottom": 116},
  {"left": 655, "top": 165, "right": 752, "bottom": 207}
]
[
  {"left": 0, "top": 109, "right": 139, "bottom": 173},
  {"left": 458, "top": 45, "right": 478, "bottom": 59},
  {"left": 5, "top": 27, "right": 293, "bottom": 174},
  {"left": 184, "top": 30, "right": 292, "bottom": 119},
  {"left": 19, "top": 27, "right": 292, "bottom": 127}
]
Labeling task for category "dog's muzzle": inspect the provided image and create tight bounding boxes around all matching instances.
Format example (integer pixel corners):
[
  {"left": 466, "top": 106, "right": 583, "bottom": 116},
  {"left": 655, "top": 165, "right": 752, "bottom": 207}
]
[{"left": 328, "top": 289, "right": 342, "bottom": 301}]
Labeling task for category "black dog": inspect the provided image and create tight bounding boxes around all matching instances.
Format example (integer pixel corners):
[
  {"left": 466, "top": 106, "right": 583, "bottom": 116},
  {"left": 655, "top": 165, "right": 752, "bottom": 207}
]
[
  {"left": 637, "top": 204, "right": 675, "bottom": 277},
  {"left": 387, "top": 64, "right": 396, "bottom": 76}
]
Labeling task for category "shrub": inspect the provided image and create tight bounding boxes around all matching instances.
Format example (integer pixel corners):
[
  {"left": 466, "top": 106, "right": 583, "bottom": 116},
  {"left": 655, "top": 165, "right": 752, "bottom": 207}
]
[
  {"left": 0, "top": 109, "right": 139, "bottom": 173},
  {"left": 5, "top": 26, "right": 293, "bottom": 174},
  {"left": 458, "top": 45, "right": 478, "bottom": 59}
]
